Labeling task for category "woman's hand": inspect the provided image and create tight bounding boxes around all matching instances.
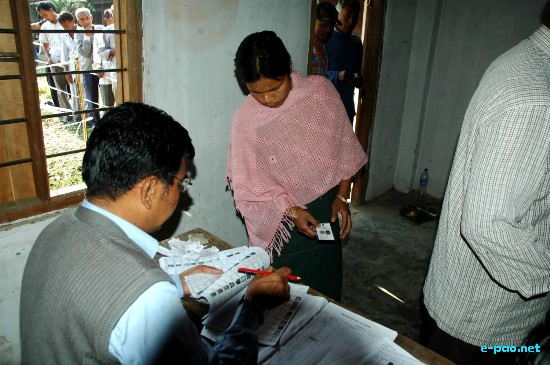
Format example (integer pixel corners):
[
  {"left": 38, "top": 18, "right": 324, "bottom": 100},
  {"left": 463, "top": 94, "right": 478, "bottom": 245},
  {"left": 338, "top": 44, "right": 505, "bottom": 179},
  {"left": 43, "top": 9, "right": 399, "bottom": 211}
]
[
  {"left": 332, "top": 197, "right": 352, "bottom": 239},
  {"left": 289, "top": 207, "right": 319, "bottom": 238},
  {"left": 179, "top": 265, "right": 223, "bottom": 296}
]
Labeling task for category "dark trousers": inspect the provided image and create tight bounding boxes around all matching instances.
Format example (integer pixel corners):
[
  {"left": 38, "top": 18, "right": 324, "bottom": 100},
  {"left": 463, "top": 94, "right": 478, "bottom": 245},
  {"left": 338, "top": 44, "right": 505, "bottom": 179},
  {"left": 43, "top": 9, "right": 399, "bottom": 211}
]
[
  {"left": 45, "top": 67, "right": 59, "bottom": 107},
  {"left": 82, "top": 73, "right": 100, "bottom": 124},
  {"left": 99, "top": 84, "right": 115, "bottom": 108},
  {"left": 419, "top": 301, "right": 517, "bottom": 365}
]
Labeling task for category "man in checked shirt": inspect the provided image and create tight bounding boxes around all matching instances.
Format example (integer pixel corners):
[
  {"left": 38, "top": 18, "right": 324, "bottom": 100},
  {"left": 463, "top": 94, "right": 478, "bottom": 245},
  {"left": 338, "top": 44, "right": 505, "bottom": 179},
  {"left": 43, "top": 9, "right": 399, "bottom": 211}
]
[{"left": 421, "top": 2, "right": 550, "bottom": 365}]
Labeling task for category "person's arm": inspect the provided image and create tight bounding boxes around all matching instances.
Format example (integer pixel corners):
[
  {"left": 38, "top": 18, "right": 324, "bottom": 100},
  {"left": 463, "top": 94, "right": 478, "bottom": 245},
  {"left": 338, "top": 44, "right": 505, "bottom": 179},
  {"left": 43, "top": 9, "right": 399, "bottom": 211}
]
[
  {"left": 350, "top": 38, "right": 364, "bottom": 88},
  {"left": 38, "top": 28, "right": 54, "bottom": 65},
  {"left": 60, "top": 36, "right": 73, "bottom": 84},
  {"left": 461, "top": 105, "right": 550, "bottom": 298},
  {"left": 110, "top": 268, "right": 290, "bottom": 364},
  {"left": 42, "top": 42, "right": 52, "bottom": 64},
  {"left": 210, "top": 267, "right": 291, "bottom": 364},
  {"left": 332, "top": 178, "right": 353, "bottom": 239},
  {"left": 75, "top": 31, "right": 93, "bottom": 58},
  {"left": 96, "top": 32, "right": 112, "bottom": 61},
  {"left": 92, "top": 34, "right": 105, "bottom": 78},
  {"left": 109, "top": 282, "right": 211, "bottom": 364},
  {"left": 31, "top": 19, "right": 46, "bottom": 30},
  {"left": 326, "top": 70, "right": 339, "bottom": 85}
]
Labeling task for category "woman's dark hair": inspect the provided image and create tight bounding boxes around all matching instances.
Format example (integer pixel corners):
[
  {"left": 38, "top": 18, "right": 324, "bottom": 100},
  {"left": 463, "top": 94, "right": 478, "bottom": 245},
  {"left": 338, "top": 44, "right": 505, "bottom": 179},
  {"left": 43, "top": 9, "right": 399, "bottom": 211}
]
[
  {"left": 82, "top": 102, "right": 195, "bottom": 200},
  {"left": 234, "top": 30, "right": 291, "bottom": 84}
]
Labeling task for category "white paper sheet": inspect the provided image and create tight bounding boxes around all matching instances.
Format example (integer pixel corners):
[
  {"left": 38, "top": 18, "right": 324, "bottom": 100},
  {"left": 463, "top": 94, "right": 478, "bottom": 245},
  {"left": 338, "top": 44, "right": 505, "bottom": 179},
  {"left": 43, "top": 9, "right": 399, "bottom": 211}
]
[
  {"left": 263, "top": 302, "right": 397, "bottom": 365},
  {"left": 202, "top": 283, "right": 311, "bottom": 347}
]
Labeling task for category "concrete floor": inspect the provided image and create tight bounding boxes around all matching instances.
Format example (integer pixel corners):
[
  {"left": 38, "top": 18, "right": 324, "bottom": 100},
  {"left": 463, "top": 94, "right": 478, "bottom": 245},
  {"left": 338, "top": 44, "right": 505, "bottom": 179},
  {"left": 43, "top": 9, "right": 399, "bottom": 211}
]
[{"left": 341, "top": 189, "right": 442, "bottom": 342}]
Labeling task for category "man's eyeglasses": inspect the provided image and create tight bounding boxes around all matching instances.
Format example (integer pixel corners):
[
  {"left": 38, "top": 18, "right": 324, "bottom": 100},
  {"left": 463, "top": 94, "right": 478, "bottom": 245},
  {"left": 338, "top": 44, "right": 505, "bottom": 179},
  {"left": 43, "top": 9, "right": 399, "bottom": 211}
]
[{"left": 169, "top": 174, "right": 192, "bottom": 193}]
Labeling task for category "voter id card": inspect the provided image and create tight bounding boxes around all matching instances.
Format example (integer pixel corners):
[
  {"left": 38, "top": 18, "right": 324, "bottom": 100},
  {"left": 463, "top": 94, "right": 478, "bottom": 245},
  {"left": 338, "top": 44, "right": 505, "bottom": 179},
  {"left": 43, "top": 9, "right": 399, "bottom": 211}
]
[{"left": 316, "top": 223, "right": 335, "bottom": 241}]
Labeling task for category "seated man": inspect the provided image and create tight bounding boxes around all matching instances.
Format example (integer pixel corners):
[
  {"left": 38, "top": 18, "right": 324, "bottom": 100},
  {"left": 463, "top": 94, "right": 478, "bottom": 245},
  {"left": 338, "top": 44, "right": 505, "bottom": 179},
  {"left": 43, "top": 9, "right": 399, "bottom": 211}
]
[{"left": 20, "top": 102, "right": 291, "bottom": 364}]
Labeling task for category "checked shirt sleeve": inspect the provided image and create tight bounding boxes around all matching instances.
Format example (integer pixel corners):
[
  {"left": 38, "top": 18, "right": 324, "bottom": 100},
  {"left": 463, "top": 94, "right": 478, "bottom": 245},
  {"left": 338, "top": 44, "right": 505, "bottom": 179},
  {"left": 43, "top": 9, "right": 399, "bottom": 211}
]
[{"left": 460, "top": 105, "right": 550, "bottom": 299}]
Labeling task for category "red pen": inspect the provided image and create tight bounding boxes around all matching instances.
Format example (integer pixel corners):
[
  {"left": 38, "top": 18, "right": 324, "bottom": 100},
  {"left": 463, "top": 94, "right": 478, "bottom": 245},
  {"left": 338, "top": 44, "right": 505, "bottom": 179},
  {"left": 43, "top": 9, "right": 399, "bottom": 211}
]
[{"left": 238, "top": 267, "right": 301, "bottom": 281}]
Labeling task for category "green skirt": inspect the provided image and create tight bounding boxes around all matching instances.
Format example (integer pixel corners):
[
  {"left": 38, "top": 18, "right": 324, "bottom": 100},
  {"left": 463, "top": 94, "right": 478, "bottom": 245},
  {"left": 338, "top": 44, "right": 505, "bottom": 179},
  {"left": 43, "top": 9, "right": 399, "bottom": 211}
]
[{"left": 272, "top": 186, "right": 342, "bottom": 301}]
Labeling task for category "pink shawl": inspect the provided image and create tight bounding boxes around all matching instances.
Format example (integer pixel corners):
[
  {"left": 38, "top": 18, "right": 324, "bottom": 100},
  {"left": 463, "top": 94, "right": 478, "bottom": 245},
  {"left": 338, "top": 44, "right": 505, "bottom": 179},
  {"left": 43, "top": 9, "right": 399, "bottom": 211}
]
[{"left": 226, "top": 72, "right": 368, "bottom": 258}]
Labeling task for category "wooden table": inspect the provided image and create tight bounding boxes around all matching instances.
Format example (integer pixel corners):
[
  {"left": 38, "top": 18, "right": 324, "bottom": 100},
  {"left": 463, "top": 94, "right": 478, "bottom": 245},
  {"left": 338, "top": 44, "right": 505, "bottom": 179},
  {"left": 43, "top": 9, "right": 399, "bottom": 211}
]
[{"left": 161, "top": 228, "right": 456, "bottom": 365}]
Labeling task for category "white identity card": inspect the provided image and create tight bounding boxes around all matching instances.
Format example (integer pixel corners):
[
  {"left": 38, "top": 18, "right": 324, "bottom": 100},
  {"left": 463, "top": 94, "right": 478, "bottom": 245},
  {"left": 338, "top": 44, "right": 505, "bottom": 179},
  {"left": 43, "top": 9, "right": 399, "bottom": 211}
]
[{"left": 316, "top": 223, "right": 334, "bottom": 240}]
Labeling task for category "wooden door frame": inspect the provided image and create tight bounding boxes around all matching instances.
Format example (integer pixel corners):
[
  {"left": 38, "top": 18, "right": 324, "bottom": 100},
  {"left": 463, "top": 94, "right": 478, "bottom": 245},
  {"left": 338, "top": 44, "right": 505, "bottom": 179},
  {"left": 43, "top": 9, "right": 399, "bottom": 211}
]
[{"left": 351, "top": 0, "right": 386, "bottom": 204}]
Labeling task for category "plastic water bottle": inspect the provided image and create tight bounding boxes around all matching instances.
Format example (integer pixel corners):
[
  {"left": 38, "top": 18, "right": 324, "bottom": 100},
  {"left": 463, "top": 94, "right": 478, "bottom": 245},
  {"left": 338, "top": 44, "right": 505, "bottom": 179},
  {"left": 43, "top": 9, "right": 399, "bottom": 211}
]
[{"left": 419, "top": 168, "right": 429, "bottom": 196}]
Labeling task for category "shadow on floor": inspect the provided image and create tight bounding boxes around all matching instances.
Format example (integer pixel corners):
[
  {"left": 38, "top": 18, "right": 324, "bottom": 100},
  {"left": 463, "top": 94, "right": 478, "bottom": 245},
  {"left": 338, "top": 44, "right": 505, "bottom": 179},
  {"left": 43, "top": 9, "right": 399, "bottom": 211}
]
[{"left": 341, "top": 189, "right": 442, "bottom": 342}]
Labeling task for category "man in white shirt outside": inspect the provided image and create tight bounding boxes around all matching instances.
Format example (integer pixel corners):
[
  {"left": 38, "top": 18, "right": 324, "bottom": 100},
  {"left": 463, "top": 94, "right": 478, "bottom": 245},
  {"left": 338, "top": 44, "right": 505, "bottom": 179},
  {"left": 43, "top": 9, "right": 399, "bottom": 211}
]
[
  {"left": 93, "top": 8, "right": 115, "bottom": 108},
  {"left": 58, "top": 11, "right": 82, "bottom": 124},
  {"left": 36, "top": 1, "right": 72, "bottom": 122},
  {"left": 75, "top": 7, "right": 103, "bottom": 127}
]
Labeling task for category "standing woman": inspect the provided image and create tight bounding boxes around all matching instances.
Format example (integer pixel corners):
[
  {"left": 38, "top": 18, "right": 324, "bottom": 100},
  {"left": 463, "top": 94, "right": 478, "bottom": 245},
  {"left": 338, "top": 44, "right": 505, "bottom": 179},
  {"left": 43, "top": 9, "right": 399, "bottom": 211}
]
[{"left": 227, "top": 31, "right": 368, "bottom": 300}]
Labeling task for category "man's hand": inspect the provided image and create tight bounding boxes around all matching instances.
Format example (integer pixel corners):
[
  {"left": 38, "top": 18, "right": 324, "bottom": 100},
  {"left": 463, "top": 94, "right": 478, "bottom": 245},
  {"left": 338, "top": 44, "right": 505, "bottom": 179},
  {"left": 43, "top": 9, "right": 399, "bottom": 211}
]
[
  {"left": 179, "top": 265, "right": 223, "bottom": 296},
  {"left": 245, "top": 266, "right": 291, "bottom": 310},
  {"left": 338, "top": 70, "right": 352, "bottom": 83}
]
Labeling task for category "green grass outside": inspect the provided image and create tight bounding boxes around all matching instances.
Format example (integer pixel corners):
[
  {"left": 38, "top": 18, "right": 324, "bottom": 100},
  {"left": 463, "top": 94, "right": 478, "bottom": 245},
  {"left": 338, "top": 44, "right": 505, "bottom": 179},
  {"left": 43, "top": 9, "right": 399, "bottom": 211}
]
[{"left": 38, "top": 79, "right": 90, "bottom": 193}]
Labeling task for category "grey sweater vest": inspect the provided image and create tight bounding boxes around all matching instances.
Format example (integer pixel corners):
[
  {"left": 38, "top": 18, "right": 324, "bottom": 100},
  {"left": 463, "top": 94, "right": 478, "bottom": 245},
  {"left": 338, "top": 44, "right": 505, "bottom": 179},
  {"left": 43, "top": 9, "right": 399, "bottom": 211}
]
[{"left": 20, "top": 206, "right": 171, "bottom": 364}]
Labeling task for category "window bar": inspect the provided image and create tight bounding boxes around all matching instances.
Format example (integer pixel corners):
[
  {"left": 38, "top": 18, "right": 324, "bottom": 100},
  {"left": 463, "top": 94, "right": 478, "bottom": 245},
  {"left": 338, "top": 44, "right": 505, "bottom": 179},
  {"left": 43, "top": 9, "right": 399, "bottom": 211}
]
[
  {"left": 46, "top": 149, "right": 86, "bottom": 159},
  {"left": 0, "top": 75, "right": 22, "bottom": 80},
  {"left": 41, "top": 107, "right": 113, "bottom": 120},
  {"left": 0, "top": 158, "right": 33, "bottom": 169},
  {"left": 35, "top": 67, "right": 126, "bottom": 78},
  {"left": 0, "top": 118, "right": 27, "bottom": 126}
]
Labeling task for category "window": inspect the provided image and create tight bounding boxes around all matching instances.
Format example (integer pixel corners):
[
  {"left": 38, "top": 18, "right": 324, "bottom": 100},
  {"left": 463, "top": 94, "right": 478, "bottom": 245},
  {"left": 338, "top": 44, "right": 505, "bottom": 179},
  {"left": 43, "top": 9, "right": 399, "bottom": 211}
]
[{"left": 0, "top": 0, "right": 142, "bottom": 223}]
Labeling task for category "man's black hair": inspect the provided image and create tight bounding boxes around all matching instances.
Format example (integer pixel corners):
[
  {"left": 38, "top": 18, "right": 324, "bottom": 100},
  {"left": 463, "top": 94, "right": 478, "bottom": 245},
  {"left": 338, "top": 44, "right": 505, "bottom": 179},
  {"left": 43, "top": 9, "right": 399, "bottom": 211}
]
[
  {"left": 36, "top": 1, "right": 55, "bottom": 12},
  {"left": 57, "top": 11, "right": 74, "bottom": 23},
  {"left": 82, "top": 102, "right": 195, "bottom": 200}
]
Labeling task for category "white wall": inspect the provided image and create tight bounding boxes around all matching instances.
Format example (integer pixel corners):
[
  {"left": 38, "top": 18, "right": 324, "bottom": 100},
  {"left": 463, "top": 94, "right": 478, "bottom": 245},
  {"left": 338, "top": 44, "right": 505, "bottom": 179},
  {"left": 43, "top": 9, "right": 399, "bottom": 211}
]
[
  {"left": 366, "top": 0, "right": 546, "bottom": 200},
  {"left": 142, "top": 0, "right": 312, "bottom": 246},
  {"left": 0, "top": 211, "right": 66, "bottom": 364}
]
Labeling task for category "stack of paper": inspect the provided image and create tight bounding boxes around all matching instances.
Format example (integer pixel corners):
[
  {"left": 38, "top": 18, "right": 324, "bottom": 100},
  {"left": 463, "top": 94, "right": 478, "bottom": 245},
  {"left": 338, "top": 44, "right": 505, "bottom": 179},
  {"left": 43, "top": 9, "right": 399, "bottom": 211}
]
[
  {"left": 262, "top": 302, "right": 425, "bottom": 365},
  {"left": 158, "top": 241, "right": 271, "bottom": 313},
  {"left": 201, "top": 283, "right": 325, "bottom": 348}
]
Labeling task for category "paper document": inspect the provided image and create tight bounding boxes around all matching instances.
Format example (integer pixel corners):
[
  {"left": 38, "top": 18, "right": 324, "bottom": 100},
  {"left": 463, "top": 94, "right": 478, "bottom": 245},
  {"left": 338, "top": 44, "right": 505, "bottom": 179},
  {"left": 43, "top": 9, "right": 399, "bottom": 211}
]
[
  {"left": 202, "top": 283, "right": 309, "bottom": 346},
  {"left": 333, "top": 337, "right": 425, "bottom": 365},
  {"left": 263, "top": 302, "right": 397, "bottom": 365},
  {"left": 159, "top": 243, "right": 271, "bottom": 314}
]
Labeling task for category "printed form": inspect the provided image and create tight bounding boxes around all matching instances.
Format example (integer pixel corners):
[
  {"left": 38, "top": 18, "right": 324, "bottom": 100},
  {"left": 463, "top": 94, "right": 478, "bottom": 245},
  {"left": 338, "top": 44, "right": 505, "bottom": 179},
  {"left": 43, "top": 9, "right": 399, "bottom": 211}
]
[{"left": 262, "top": 302, "right": 398, "bottom": 365}]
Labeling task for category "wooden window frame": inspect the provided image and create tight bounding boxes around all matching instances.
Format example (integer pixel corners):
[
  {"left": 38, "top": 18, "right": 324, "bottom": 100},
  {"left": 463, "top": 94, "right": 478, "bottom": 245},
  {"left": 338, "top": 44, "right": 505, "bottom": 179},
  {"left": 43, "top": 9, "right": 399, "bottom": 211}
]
[{"left": 0, "top": 0, "right": 142, "bottom": 223}]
